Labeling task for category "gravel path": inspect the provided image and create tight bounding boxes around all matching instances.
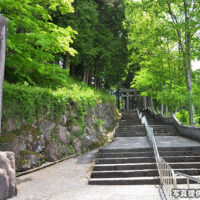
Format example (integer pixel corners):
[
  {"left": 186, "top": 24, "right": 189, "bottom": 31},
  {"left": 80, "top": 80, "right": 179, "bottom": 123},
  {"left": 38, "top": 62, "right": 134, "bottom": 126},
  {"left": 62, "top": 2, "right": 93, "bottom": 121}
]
[{"left": 11, "top": 149, "right": 161, "bottom": 200}]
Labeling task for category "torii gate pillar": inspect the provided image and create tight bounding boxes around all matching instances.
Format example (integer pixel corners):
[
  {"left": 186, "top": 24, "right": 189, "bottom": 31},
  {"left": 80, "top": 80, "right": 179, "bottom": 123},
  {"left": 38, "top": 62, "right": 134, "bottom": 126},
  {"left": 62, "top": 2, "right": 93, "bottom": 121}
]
[{"left": 0, "top": 16, "right": 8, "bottom": 135}]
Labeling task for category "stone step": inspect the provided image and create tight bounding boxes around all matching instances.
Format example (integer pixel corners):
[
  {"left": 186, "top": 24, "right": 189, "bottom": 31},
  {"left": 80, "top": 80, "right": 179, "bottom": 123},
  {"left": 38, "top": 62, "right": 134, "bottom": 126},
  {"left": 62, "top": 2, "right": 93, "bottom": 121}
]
[
  {"left": 99, "top": 146, "right": 200, "bottom": 153},
  {"left": 151, "top": 125, "right": 176, "bottom": 128},
  {"left": 96, "top": 151, "right": 200, "bottom": 158},
  {"left": 154, "top": 133, "right": 180, "bottom": 136},
  {"left": 116, "top": 130, "right": 146, "bottom": 133},
  {"left": 88, "top": 177, "right": 160, "bottom": 185},
  {"left": 153, "top": 128, "right": 177, "bottom": 131},
  {"left": 115, "top": 134, "right": 147, "bottom": 137},
  {"left": 118, "top": 125, "right": 145, "bottom": 129},
  {"left": 164, "top": 156, "right": 200, "bottom": 163},
  {"left": 91, "top": 169, "right": 200, "bottom": 179},
  {"left": 157, "top": 146, "right": 200, "bottom": 152},
  {"left": 175, "top": 169, "right": 200, "bottom": 176},
  {"left": 119, "top": 123, "right": 141, "bottom": 126},
  {"left": 91, "top": 169, "right": 159, "bottom": 178},
  {"left": 89, "top": 175, "right": 200, "bottom": 185},
  {"left": 117, "top": 130, "right": 177, "bottom": 134},
  {"left": 115, "top": 131, "right": 146, "bottom": 135},
  {"left": 176, "top": 176, "right": 200, "bottom": 184},
  {"left": 160, "top": 151, "right": 200, "bottom": 156},
  {"left": 153, "top": 129, "right": 177, "bottom": 132},
  {"left": 117, "top": 126, "right": 146, "bottom": 131},
  {"left": 93, "top": 163, "right": 157, "bottom": 171},
  {"left": 93, "top": 162, "right": 200, "bottom": 171},
  {"left": 99, "top": 148, "right": 153, "bottom": 153},
  {"left": 154, "top": 130, "right": 178, "bottom": 133},
  {"left": 96, "top": 152, "right": 154, "bottom": 158},
  {"left": 96, "top": 156, "right": 200, "bottom": 164},
  {"left": 115, "top": 133, "right": 179, "bottom": 137},
  {"left": 96, "top": 157, "right": 155, "bottom": 164}
]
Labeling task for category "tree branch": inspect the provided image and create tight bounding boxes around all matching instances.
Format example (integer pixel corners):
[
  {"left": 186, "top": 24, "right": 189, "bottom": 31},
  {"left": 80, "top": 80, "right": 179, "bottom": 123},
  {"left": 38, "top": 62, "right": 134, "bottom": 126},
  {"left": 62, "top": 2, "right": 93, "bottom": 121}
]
[{"left": 167, "top": 1, "right": 184, "bottom": 53}]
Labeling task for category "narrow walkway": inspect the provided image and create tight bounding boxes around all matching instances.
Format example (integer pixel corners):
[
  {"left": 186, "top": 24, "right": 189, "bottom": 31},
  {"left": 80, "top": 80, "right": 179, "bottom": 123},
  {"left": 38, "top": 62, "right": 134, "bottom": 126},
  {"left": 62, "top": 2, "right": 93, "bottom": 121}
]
[{"left": 11, "top": 149, "right": 161, "bottom": 200}]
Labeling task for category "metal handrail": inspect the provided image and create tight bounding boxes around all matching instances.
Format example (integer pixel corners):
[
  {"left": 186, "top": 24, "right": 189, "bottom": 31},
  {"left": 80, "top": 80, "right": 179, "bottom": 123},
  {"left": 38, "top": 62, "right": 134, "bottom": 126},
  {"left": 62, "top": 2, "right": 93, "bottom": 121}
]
[
  {"left": 137, "top": 109, "right": 200, "bottom": 200},
  {"left": 175, "top": 172, "right": 200, "bottom": 191},
  {"left": 137, "top": 109, "right": 177, "bottom": 200}
]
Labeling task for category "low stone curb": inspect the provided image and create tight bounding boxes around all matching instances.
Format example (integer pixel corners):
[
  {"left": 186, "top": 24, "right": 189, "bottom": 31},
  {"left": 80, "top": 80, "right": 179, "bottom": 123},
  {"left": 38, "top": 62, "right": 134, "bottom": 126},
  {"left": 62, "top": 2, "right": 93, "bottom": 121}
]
[{"left": 16, "top": 154, "right": 78, "bottom": 177}]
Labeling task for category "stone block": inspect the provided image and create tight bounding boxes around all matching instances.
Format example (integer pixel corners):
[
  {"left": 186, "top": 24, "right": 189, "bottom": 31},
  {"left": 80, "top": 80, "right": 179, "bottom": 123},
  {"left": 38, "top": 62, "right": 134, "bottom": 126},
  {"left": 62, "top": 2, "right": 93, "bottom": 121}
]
[{"left": 0, "top": 151, "right": 17, "bottom": 200}]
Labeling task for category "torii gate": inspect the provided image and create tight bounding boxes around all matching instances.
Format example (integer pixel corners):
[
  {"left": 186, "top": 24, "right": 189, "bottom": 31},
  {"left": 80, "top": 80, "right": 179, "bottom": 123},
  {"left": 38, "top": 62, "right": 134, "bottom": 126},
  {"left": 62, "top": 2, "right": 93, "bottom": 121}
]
[
  {"left": 119, "top": 88, "right": 139, "bottom": 111},
  {"left": 0, "top": 16, "right": 8, "bottom": 135}
]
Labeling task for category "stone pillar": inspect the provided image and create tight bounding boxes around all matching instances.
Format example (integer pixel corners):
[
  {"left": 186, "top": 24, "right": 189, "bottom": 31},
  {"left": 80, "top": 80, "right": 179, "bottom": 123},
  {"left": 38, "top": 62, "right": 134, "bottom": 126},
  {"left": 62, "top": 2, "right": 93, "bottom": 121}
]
[
  {"left": 161, "top": 104, "right": 164, "bottom": 116},
  {"left": 126, "top": 94, "right": 129, "bottom": 111},
  {"left": 117, "top": 88, "right": 120, "bottom": 110},
  {"left": 137, "top": 96, "right": 139, "bottom": 109},
  {"left": 150, "top": 98, "right": 154, "bottom": 110},
  {"left": 0, "top": 151, "right": 17, "bottom": 199},
  {"left": 143, "top": 96, "right": 147, "bottom": 110},
  {"left": 0, "top": 17, "right": 8, "bottom": 135}
]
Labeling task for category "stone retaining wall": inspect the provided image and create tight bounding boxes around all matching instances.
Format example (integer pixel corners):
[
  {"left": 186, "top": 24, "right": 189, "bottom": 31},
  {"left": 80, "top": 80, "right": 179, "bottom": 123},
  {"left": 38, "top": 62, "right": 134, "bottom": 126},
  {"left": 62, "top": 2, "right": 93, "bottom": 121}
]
[
  {"left": 0, "top": 102, "right": 119, "bottom": 172},
  {"left": 147, "top": 109, "right": 200, "bottom": 141}
]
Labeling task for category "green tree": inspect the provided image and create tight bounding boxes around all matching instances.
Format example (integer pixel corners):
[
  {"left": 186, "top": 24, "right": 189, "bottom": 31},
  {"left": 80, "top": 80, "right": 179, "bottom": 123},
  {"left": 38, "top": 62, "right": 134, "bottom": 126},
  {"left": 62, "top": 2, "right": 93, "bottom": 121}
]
[
  {"left": 125, "top": 0, "right": 200, "bottom": 124},
  {"left": 0, "top": 0, "right": 76, "bottom": 85}
]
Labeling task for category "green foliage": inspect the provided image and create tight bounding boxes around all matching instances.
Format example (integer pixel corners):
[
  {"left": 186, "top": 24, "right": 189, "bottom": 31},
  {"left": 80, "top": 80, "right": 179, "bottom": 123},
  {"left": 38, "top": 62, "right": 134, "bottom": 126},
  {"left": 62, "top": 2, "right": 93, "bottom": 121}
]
[
  {"left": 176, "top": 110, "right": 189, "bottom": 125},
  {"left": 2, "top": 73, "right": 115, "bottom": 125},
  {"left": 94, "top": 119, "right": 105, "bottom": 129},
  {"left": 20, "top": 150, "right": 44, "bottom": 159},
  {"left": 0, "top": 132, "right": 18, "bottom": 143},
  {"left": 125, "top": 0, "right": 200, "bottom": 120},
  {"left": 54, "top": 0, "right": 128, "bottom": 89},
  {"left": 1, "top": 0, "right": 76, "bottom": 84},
  {"left": 1, "top": 0, "right": 128, "bottom": 90},
  {"left": 65, "top": 145, "right": 75, "bottom": 155}
]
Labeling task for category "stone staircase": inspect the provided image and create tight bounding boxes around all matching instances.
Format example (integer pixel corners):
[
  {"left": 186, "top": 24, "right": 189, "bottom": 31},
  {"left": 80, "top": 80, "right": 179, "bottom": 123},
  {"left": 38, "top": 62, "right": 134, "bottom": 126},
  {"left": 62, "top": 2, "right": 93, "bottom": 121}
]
[
  {"left": 89, "top": 147, "right": 159, "bottom": 185},
  {"left": 88, "top": 111, "right": 200, "bottom": 185}
]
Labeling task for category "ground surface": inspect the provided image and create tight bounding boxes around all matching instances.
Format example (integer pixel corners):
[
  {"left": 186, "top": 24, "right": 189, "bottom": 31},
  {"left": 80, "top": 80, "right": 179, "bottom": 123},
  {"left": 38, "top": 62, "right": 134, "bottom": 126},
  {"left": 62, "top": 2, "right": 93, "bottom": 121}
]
[
  {"left": 103, "top": 137, "right": 151, "bottom": 150},
  {"left": 156, "top": 136, "right": 200, "bottom": 148},
  {"left": 11, "top": 135, "right": 200, "bottom": 200},
  {"left": 11, "top": 148, "right": 161, "bottom": 200}
]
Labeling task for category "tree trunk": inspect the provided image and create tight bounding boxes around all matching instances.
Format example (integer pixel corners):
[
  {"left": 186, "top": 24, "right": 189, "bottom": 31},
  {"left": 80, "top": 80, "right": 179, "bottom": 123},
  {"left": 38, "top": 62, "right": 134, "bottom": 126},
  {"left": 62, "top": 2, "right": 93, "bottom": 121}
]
[
  {"left": 88, "top": 70, "right": 93, "bottom": 86},
  {"left": 82, "top": 68, "right": 86, "bottom": 82},
  {"left": 184, "top": 1, "right": 195, "bottom": 126},
  {"left": 70, "top": 64, "right": 75, "bottom": 76},
  {"left": 63, "top": 52, "right": 69, "bottom": 70},
  {"left": 185, "top": 59, "right": 195, "bottom": 125},
  {"left": 86, "top": 68, "right": 89, "bottom": 85}
]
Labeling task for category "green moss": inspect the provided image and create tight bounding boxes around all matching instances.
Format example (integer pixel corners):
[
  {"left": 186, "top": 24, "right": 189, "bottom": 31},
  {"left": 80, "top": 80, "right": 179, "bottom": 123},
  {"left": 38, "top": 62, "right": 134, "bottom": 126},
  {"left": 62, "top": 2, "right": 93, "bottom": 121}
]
[
  {"left": 20, "top": 150, "right": 44, "bottom": 159},
  {"left": 18, "top": 159, "right": 30, "bottom": 167},
  {"left": 0, "top": 132, "right": 19, "bottom": 143},
  {"left": 65, "top": 145, "right": 75, "bottom": 155},
  {"left": 70, "top": 134, "right": 75, "bottom": 143},
  {"left": 94, "top": 119, "right": 105, "bottom": 129},
  {"left": 90, "top": 141, "right": 102, "bottom": 149},
  {"left": 21, "top": 125, "right": 42, "bottom": 140},
  {"left": 38, "top": 159, "right": 45, "bottom": 167}
]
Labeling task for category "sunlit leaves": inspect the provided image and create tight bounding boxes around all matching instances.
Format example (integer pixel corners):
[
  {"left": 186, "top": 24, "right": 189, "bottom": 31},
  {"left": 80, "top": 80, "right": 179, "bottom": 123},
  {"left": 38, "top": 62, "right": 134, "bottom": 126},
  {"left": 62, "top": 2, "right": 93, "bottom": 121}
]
[{"left": 0, "top": 0, "right": 76, "bottom": 84}]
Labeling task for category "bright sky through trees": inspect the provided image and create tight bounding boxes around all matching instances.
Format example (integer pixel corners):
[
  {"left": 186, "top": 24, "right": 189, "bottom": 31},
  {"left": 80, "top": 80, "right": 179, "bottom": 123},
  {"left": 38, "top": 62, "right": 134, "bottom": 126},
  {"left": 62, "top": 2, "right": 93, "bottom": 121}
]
[{"left": 192, "top": 60, "right": 200, "bottom": 71}]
